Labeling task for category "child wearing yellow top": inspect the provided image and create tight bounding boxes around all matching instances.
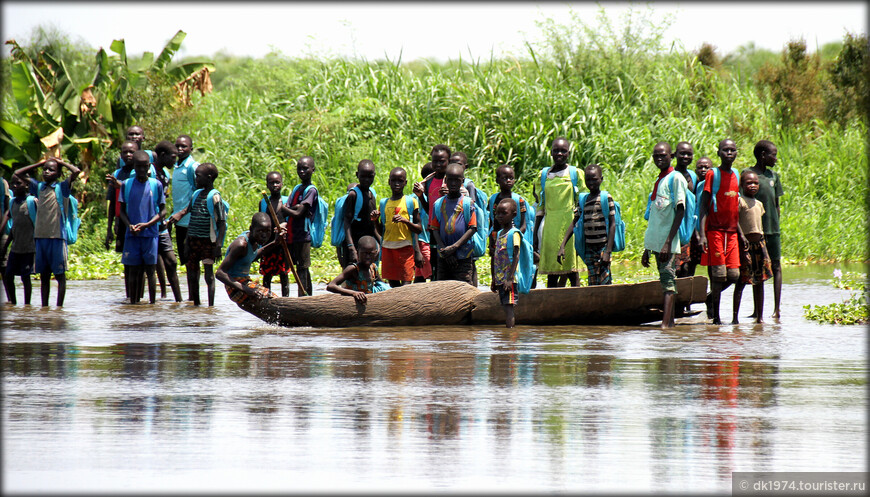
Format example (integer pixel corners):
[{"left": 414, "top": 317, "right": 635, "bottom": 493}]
[{"left": 378, "top": 167, "right": 423, "bottom": 287}]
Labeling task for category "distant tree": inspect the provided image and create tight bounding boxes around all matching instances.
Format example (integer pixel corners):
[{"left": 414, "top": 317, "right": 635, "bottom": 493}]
[
  {"left": 696, "top": 43, "right": 721, "bottom": 70},
  {"left": 757, "top": 39, "right": 824, "bottom": 126},
  {"left": 824, "top": 32, "right": 869, "bottom": 125}
]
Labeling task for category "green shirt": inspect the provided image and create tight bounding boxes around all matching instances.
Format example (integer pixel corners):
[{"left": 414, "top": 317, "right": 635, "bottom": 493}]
[
  {"left": 644, "top": 172, "right": 687, "bottom": 254},
  {"left": 746, "top": 166, "right": 783, "bottom": 234}
]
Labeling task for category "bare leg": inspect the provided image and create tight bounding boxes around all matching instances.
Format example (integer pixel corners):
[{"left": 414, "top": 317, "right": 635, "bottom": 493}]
[
  {"left": 567, "top": 272, "right": 579, "bottom": 287},
  {"left": 204, "top": 263, "right": 215, "bottom": 307},
  {"left": 263, "top": 274, "right": 273, "bottom": 291},
  {"left": 297, "top": 267, "right": 312, "bottom": 297},
  {"left": 732, "top": 282, "right": 746, "bottom": 324},
  {"left": 155, "top": 255, "right": 167, "bottom": 299},
  {"left": 661, "top": 291, "right": 676, "bottom": 328},
  {"left": 546, "top": 275, "right": 560, "bottom": 288},
  {"left": 123, "top": 265, "right": 130, "bottom": 301},
  {"left": 129, "top": 265, "right": 143, "bottom": 304},
  {"left": 161, "top": 250, "right": 182, "bottom": 302},
  {"left": 504, "top": 304, "right": 515, "bottom": 328},
  {"left": 4, "top": 273, "right": 16, "bottom": 305},
  {"left": 187, "top": 261, "right": 200, "bottom": 306},
  {"left": 710, "top": 280, "right": 723, "bottom": 324},
  {"left": 389, "top": 280, "right": 403, "bottom": 288},
  {"left": 145, "top": 264, "right": 157, "bottom": 304},
  {"left": 40, "top": 270, "right": 51, "bottom": 307},
  {"left": 752, "top": 283, "right": 764, "bottom": 323},
  {"left": 771, "top": 260, "right": 782, "bottom": 319},
  {"left": 279, "top": 273, "right": 289, "bottom": 297},
  {"left": 23, "top": 275, "right": 32, "bottom": 305},
  {"left": 55, "top": 273, "right": 66, "bottom": 307}
]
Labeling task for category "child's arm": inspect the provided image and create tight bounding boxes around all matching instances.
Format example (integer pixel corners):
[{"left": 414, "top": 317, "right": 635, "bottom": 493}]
[
  {"left": 394, "top": 206, "right": 422, "bottom": 234},
  {"left": 118, "top": 200, "right": 133, "bottom": 233},
  {"left": 697, "top": 190, "right": 711, "bottom": 252},
  {"left": 12, "top": 159, "right": 46, "bottom": 178},
  {"left": 518, "top": 200, "right": 528, "bottom": 234},
  {"left": 216, "top": 239, "right": 263, "bottom": 300},
  {"left": 556, "top": 212, "right": 580, "bottom": 265},
  {"left": 343, "top": 190, "right": 358, "bottom": 262},
  {"left": 166, "top": 204, "right": 190, "bottom": 225},
  {"left": 132, "top": 203, "right": 165, "bottom": 234},
  {"left": 326, "top": 265, "right": 368, "bottom": 304},
  {"left": 440, "top": 226, "right": 476, "bottom": 257},
  {"left": 55, "top": 158, "right": 81, "bottom": 184},
  {"left": 532, "top": 212, "right": 544, "bottom": 254},
  {"left": 214, "top": 219, "right": 227, "bottom": 259},
  {"left": 504, "top": 235, "right": 520, "bottom": 292},
  {"left": 105, "top": 182, "right": 118, "bottom": 250},
  {"left": 602, "top": 198, "right": 616, "bottom": 263},
  {"left": 1, "top": 226, "right": 12, "bottom": 259}
]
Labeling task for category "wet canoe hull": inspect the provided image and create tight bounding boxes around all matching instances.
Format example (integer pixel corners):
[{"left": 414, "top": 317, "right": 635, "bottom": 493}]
[{"left": 238, "top": 276, "right": 708, "bottom": 328}]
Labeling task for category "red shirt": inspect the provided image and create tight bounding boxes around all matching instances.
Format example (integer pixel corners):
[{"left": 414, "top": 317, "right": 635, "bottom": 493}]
[
  {"left": 703, "top": 168, "right": 739, "bottom": 232},
  {"left": 426, "top": 177, "right": 444, "bottom": 219}
]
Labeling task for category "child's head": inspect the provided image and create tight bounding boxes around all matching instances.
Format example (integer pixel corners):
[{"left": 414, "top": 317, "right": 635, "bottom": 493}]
[
  {"left": 495, "top": 197, "right": 517, "bottom": 228},
  {"left": 126, "top": 126, "right": 145, "bottom": 147},
  {"left": 175, "top": 135, "right": 193, "bottom": 161},
  {"left": 675, "top": 141, "right": 694, "bottom": 170},
  {"left": 717, "top": 139, "right": 737, "bottom": 166},
  {"left": 551, "top": 137, "right": 570, "bottom": 166},
  {"left": 495, "top": 165, "right": 515, "bottom": 191},
  {"left": 120, "top": 140, "right": 138, "bottom": 167},
  {"left": 388, "top": 167, "right": 407, "bottom": 196},
  {"left": 10, "top": 174, "right": 28, "bottom": 196},
  {"left": 652, "top": 141, "right": 673, "bottom": 171},
  {"left": 444, "top": 163, "right": 465, "bottom": 197},
  {"left": 753, "top": 140, "right": 777, "bottom": 168},
  {"left": 154, "top": 140, "right": 177, "bottom": 170},
  {"left": 584, "top": 164, "right": 603, "bottom": 192},
  {"left": 42, "top": 159, "right": 62, "bottom": 183},
  {"left": 430, "top": 144, "right": 451, "bottom": 176},
  {"left": 356, "top": 159, "right": 376, "bottom": 189},
  {"left": 249, "top": 212, "right": 273, "bottom": 246},
  {"left": 448, "top": 151, "right": 468, "bottom": 168},
  {"left": 356, "top": 236, "right": 380, "bottom": 266},
  {"left": 132, "top": 151, "right": 151, "bottom": 181},
  {"left": 194, "top": 162, "right": 218, "bottom": 189},
  {"left": 296, "top": 156, "right": 315, "bottom": 182},
  {"left": 266, "top": 171, "right": 283, "bottom": 194},
  {"left": 740, "top": 170, "right": 760, "bottom": 198},
  {"left": 696, "top": 157, "right": 713, "bottom": 177},
  {"left": 421, "top": 161, "right": 434, "bottom": 179}
]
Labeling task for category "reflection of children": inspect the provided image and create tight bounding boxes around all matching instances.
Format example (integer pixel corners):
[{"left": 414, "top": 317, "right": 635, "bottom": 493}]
[
  {"left": 327, "top": 236, "right": 388, "bottom": 303},
  {"left": 557, "top": 164, "right": 616, "bottom": 286},
  {"left": 14, "top": 157, "right": 81, "bottom": 307},
  {"left": 2, "top": 174, "right": 36, "bottom": 305},
  {"left": 119, "top": 151, "right": 165, "bottom": 304},
  {"left": 377, "top": 167, "right": 423, "bottom": 287},
  {"left": 641, "top": 142, "right": 687, "bottom": 329},
  {"left": 490, "top": 198, "right": 521, "bottom": 328},
  {"left": 699, "top": 139, "right": 742, "bottom": 324},
  {"left": 746, "top": 140, "right": 783, "bottom": 319},
  {"left": 258, "top": 171, "right": 291, "bottom": 296},
  {"left": 732, "top": 170, "right": 772, "bottom": 324},
  {"left": 534, "top": 137, "right": 582, "bottom": 288},
  {"left": 429, "top": 163, "right": 478, "bottom": 284},
  {"left": 216, "top": 212, "right": 282, "bottom": 304}
]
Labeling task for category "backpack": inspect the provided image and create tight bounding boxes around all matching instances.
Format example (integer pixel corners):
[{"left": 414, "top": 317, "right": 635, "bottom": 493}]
[
  {"left": 574, "top": 191, "right": 626, "bottom": 256},
  {"left": 433, "top": 195, "right": 487, "bottom": 258},
  {"left": 330, "top": 186, "right": 375, "bottom": 247},
  {"left": 538, "top": 166, "right": 581, "bottom": 210},
  {"left": 38, "top": 181, "right": 80, "bottom": 244},
  {"left": 379, "top": 194, "right": 420, "bottom": 244},
  {"left": 290, "top": 184, "right": 328, "bottom": 248},
  {"left": 488, "top": 192, "right": 536, "bottom": 246},
  {"left": 694, "top": 179, "right": 706, "bottom": 231},
  {"left": 123, "top": 177, "right": 162, "bottom": 222},
  {"left": 465, "top": 179, "right": 489, "bottom": 244},
  {"left": 503, "top": 227, "right": 536, "bottom": 294},
  {"left": 258, "top": 195, "right": 289, "bottom": 216},
  {"left": 643, "top": 171, "right": 694, "bottom": 245},
  {"left": 190, "top": 188, "right": 230, "bottom": 246},
  {"left": 5, "top": 195, "right": 38, "bottom": 234}
]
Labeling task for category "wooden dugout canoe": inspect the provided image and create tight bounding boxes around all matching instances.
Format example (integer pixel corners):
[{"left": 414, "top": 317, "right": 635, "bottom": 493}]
[{"left": 237, "top": 276, "right": 708, "bottom": 328}]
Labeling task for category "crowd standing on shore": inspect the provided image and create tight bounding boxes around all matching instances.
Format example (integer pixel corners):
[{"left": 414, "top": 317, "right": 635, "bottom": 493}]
[{"left": 0, "top": 126, "right": 784, "bottom": 328}]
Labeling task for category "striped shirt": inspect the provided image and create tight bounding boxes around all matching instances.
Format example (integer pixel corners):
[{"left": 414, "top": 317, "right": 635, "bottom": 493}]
[{"left": 582, "top": 194, "right": 615, "bottom": 245}]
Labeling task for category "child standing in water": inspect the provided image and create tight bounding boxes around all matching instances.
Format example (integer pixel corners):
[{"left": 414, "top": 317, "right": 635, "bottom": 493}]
[
  {"left": 490, "top": 198, "right": 523, "bottom": 328},
  {"left": 258, "top": 171, "right": 291, "bottom": 296},
  {"left": 1, "top": 174, "right": 37, "bottom": 305},
  {"left": 732, "top": 170, "right": 772, "bottom": 323},
  {"left": 533, "top": 137, "right": 582, "bottom": 287},
  {"left": 746, "top": 140, "right": 784, "bottom": 319}
]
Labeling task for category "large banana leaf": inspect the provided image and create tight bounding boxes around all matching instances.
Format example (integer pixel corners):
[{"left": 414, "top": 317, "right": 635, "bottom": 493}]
[
  {"left": 0, "top": 119, "right": 34, "bottom": 144},
  {"left": 152, "top": 30, "right": 186, "bottom": 72},
  {"left": 168, "top": 62, "right": 216, "bottom": 81}
]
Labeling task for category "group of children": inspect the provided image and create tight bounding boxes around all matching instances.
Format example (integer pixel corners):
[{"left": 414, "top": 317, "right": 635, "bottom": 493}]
[{"left": 0, "top": 129, "right": 783, "bottom": 330}]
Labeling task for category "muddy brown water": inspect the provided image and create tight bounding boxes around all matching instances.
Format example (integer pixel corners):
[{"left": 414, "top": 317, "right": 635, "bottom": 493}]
[{"left": 2, "top": 263, "right": 866, "bottom": 492}]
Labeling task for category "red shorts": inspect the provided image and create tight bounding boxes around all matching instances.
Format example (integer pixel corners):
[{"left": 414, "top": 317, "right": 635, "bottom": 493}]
[
  {"left": 381, "top": 245, "right": 416, "bottom": 282},
  {"left": 414, "top": 241, "right": 432, "bottom": 279},
  {"left": 701, "top": 230, "right": 740, "bottom": 268}
]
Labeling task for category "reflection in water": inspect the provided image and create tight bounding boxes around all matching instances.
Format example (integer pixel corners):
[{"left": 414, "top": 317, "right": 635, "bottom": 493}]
[{"left": 1, "top": 273, "right": 867, "bottom": 492}]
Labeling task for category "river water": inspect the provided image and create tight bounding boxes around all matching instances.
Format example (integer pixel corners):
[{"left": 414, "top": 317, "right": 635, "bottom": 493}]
[{"left": 2, "top": 264, "right": 866, "bottom": 493}]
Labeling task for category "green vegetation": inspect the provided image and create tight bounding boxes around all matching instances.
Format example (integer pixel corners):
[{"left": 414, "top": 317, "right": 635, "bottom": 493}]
[
  {"left": 2, "top": 8, "right": 868, "bottom": 285},
  {"left": 803, "top": 271, "right": 869, "bottom": 325}
]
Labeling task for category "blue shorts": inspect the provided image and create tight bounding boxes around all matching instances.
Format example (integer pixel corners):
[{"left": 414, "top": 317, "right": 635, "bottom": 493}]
[
  {"left": 34, "top": 238, "right": 68, "bottom": 275},
  {"left": 122, "top": 235, "right": 159, "bottom": 266},
  {"left": 5, "top": 251, "right": 35, "bottom": 277}
]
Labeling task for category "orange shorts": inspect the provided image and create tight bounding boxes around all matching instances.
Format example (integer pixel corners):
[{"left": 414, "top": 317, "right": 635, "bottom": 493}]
[
  {"left": 381, "top": 245, "right": 416, "bottom": 282},
  {"left": 701, "top": 230, "right": 740, "bottom": 268},
  {"left": 414, "top": 241, "right": 432, "bottom": 279}
]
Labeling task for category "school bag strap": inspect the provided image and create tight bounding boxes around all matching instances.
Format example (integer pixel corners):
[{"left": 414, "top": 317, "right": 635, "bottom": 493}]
[
  {"left": 25, "top": 195, "right": 38, "bottom": 226},
  {"left": 539, "top": 166, "right": 579, "bottom": 209}
]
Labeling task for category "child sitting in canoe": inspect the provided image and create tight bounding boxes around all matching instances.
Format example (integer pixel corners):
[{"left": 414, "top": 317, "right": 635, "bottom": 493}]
[
  {"left": 327, "top": 235, "right": 389, "bottom": 304},
  {"left": 216, "top": 212, "right": 283, "bottom": 304}
]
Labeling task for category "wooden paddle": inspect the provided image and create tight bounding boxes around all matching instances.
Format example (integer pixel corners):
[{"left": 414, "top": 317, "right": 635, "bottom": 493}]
[{"left": 261, "top": 191, "right": 307, "bottom": 296}]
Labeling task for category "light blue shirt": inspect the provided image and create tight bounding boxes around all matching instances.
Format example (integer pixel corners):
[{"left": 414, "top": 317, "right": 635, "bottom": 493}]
[
  {"left": 171, "top": 155, "right": 199, "bottom": 227},
  {"left": 643, "top": 172, "right": 687, "bottom": 254}
]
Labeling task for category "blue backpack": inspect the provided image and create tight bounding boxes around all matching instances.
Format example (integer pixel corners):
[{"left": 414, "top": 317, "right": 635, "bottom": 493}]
[
  {"left": 123, "top": 177, "right": 162, "bottom": 222},
  {"left": 379, "top": 194, "right": 421, "bottom": 244},
  {"left": 538, "top": 166, "right": 581, "bottom": 209},
  {"left": 487, "top": 192, "right": 536, "bottom": 246},
  {"left": 574, "top": 190, "right": 626, "bottom": 256},
  {"left": 330, "top": 186, "right": 376, "bottom": 247},
  {"left": 643, "top": 171, "right": 694, "bottom": 245},
  {"left": 190, "top": 188, "right": 230, "bottom": 246},
  {"left": 500, "top": 226, "right": 536, "bottom": 294},
  {"left": 433, "top": 195, "right": 487, "bottom": 258},
  {"left": 694, "top": 179, "right": 706, "bottom": 231},
  {"left": 289, "top": 184, "right": 328, "bottom": 248},
  {"left": 37, "top": 181, "right": 80, "bottom": 244},
  {"left": 465, "top": 179, "right": 489, "bottom": 246},
  {"left": 258, "top": 195, "right": 289, "bottom": 216}
]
